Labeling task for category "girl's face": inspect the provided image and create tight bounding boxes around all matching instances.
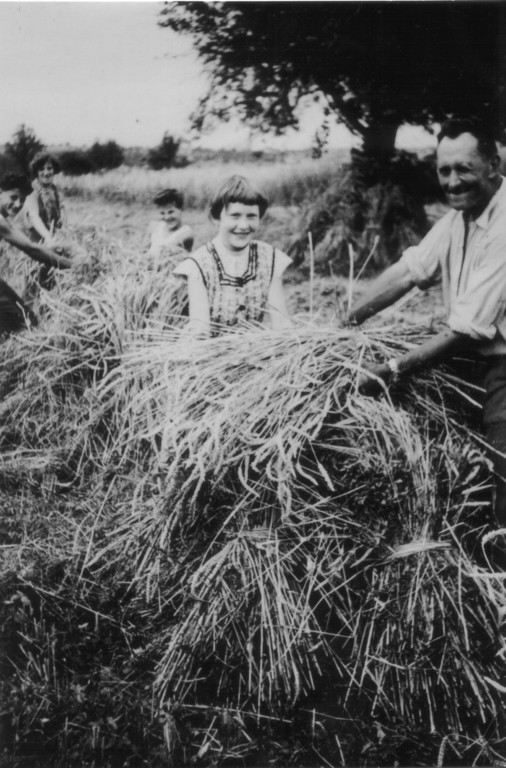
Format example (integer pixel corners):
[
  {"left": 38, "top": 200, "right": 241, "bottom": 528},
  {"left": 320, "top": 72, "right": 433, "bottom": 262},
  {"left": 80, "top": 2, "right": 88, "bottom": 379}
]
[
  {"left": 216, "top": 202, "right": 260, "bottom": 252},
  {"left": 159, "top": 204, "right": 182, "bottom": 230},
  {"left": 38, "top": 161, "right": 55, "bottom": 186}
]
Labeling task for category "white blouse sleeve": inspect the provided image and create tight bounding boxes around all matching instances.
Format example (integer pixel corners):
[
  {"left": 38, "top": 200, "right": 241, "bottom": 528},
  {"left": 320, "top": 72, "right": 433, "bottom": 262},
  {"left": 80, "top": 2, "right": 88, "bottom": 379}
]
[
  {"left": 272, "top": 249, "right": 292, "bottom": 279},
  {"left": 173, "top": 258, "right": 201, "bottom": 279}
]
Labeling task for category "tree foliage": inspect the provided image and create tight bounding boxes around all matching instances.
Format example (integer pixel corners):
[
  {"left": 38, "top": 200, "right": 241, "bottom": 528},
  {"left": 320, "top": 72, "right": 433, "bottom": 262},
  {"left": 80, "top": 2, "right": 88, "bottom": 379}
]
[
  {"left": 147, "top": 132, "right": 181, "bottom": 170},
  {"left": 58, "top": 142, "right": 124, "bottom": 176},
  {"left": 4, "top": 125, "right": 45, "bottom": 177},
  {"left": 160, "top": 2, "right": 506, "bottom": 153},
  {"left": 160, "top": 2, "right": 506, "bottom": 270},
  {"left": 87, "top": 140, "right": 124, "bottom": 171},
  {"left": 58, "top": 150, "right": 96, "bottom": 177}
]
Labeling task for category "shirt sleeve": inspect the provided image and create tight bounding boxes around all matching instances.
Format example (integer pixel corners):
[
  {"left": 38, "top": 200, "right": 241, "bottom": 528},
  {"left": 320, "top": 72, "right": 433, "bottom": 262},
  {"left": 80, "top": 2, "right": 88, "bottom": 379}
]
[
  {"left": 173, "top": 258, "right": 193, "bottom": 277},
  {"left": 447, "top": 232, "right": 506, "bottom": 340},
  {"left": 173, "top": 257, "right": 206, "bottom": 285},
  {"left": 399, "top": 212, "right": 453, "bottom": 289}
]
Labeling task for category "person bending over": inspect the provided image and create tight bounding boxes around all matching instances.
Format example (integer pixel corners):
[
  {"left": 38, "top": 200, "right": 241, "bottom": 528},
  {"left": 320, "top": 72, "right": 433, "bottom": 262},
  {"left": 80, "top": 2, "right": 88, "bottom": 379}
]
[{"left": 0, "top": 173, "right": 71, "bottom": 334}]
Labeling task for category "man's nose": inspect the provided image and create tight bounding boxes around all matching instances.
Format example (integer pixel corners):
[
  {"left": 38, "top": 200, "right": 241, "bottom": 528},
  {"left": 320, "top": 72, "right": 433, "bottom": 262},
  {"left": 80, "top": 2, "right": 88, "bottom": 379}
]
[{"left": 447, "top": 170, "right": 461, "bottom": 189}]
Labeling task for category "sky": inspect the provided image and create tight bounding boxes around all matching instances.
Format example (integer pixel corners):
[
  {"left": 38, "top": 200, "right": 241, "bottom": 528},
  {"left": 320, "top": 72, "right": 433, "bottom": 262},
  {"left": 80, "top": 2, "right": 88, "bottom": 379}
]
[
  {"left": 0, "top": 1, "right": 435, "bottom": 153},
  {"left": 0, "top": 2, "right": 209, "bottom": 148}
]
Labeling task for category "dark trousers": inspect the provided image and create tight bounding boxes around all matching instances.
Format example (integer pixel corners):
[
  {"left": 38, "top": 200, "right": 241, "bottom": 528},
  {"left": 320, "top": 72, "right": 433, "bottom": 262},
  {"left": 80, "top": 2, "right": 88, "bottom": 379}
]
[
  {"left": 483, "top": 421, "right": 506, "bottom": 527},
  {"left": 0, "top": 278, "right": 37, "bottom": 334},
  {"left": 482, "top": 356, "right": 506, "bottom": 528},
  {"left": 446, "top": 355, "right": 506, "bottom": 569}
]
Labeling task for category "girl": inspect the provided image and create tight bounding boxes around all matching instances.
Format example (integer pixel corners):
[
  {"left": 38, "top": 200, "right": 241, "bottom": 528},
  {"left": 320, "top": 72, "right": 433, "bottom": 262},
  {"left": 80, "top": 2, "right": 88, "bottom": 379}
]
[
  {"left": 174, "top": 175, "right": 291, "bottom": 336},
  {"left": 19, "top": 151, "right": 64, "bottom": 245},
  {"left": 148, "top": 188, "right": 193, "bottom": 261}
]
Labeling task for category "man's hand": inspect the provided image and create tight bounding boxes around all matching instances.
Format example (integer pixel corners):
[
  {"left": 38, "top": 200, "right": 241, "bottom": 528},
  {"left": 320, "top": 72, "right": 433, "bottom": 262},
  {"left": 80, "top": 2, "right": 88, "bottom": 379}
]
[
  {"left": 357, "top": 361, "right": 393, "bottom": 395},
  {"left": 53, "top": 243, "right": 72, "bottom": 260}
]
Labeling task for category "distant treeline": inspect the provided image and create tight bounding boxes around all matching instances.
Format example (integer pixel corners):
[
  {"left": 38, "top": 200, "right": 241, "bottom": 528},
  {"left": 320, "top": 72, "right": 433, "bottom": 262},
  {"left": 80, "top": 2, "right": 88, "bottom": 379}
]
[
  {"left": 0, "top": 125, "right": 191, "bottom": 179},
  {"left": 0, "top": 124, "right": 331, "bottom": 181}
]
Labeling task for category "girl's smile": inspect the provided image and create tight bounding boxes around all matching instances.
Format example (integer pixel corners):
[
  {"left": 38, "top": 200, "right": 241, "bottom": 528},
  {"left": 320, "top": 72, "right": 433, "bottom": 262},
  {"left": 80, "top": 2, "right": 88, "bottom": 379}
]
[{"left": 216, "top": 202, "right": 260, "bottom": 252}]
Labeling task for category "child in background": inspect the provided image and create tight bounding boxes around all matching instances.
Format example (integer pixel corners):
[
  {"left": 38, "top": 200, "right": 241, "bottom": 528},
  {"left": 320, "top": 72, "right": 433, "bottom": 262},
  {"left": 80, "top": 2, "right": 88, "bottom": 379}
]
[
  {"left": 173, "top": 175, "right": 291, "bottom": 337},
  {"left": 148, "top": 188, "right": 193, "bottom": 262},
  {"left": 19, "top": 151, "right": 64, "bottom": 246}
]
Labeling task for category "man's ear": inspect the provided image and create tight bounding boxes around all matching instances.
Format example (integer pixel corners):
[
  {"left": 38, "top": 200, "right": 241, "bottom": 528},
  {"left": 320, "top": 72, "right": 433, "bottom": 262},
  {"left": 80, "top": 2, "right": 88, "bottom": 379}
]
[{"left": 490, "top": 153, "right": 502, "bottom": 175}]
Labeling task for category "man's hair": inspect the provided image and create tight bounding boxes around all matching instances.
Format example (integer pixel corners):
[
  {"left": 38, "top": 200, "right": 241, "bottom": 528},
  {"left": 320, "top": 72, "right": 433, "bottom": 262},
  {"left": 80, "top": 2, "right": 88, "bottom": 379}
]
[
  {"left": 437, "top": 117, "right": 498, "bottom": 159},
  {"left": 0, "top": 172, "right": 27, "bottom": 193},
  {"left": 209, "top": 175, "right": 269, "bottom": 220},
  {"left": 153, "top": 188, "right": 184, "bottom": 208},
  {"left": 30, "top": 151, "right": 61, "bottom": 178}
]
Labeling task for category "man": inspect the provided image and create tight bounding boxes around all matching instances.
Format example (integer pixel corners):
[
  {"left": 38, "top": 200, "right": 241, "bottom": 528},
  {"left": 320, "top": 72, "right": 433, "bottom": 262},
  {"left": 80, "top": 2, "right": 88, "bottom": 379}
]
[
  {"left": 349, "top": 117, "right": 506, "bottom": 558},
  {"left": 0, "top": 173, "right": 71, "bottom": 333}
]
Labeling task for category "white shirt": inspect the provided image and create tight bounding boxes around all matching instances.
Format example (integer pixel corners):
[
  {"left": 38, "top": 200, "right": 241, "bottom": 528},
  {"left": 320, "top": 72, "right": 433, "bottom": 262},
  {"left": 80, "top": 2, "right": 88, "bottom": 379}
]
[
  {"left": 148, "top": 221, "right": 193, "bottom": 256},
  {"left": 401, "top": 177, "right": 506, "bottom": 355}
]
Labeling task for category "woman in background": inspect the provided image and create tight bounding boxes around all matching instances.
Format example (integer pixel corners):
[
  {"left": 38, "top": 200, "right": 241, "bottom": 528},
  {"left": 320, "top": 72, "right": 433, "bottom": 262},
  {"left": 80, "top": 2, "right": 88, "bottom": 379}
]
[
  {"left": 17, "top": 151, "right": 67, "bottom": 289},
  {"left": 20, "top": 151, "right": 64, "bottom": 246}
]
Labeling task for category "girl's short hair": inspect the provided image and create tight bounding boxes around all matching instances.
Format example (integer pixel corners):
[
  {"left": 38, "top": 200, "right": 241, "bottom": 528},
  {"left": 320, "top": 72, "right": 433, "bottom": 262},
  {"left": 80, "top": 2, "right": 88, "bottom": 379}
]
[
  {"left": 153, "top": 188, "right": 184, "bottom": 208},
  {"left": 209, "top": 175, "right": 269, "bottom": 220},
  {"left": 30, "top": 151, "right": 61, "bottom": 178}
]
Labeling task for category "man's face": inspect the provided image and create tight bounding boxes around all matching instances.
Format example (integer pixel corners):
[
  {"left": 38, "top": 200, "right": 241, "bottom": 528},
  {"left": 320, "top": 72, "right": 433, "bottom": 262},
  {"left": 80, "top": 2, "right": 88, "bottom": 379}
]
[
  {"left": 437, "top": 132, "right": 499, "bottom": 217},
  {"left": 0, "top": 188, "right": 22, "bottom": 217}
]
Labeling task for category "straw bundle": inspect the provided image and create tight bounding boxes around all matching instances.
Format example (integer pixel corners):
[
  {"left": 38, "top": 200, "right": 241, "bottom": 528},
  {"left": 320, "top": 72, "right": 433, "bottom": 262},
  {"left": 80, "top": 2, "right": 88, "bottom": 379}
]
[
  {"left": 1, "top": 252, "right": 505, "bottom": 764},
  {"left": 67, "top": 323, "right": 505, "bottom": 763}
]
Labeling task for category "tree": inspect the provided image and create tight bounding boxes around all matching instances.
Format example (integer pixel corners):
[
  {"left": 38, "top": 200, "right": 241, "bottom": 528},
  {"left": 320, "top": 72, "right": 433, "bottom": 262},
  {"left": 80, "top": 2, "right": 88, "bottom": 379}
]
[
  {"left": 147, "top": 132, "right": 181, "bottom": 170},
  {"left": 86, "top": 140, "right": 124, "bottom": 171},
  {"left": 4, "top": 125, "right": 45, "bottom": 178},
  {"left": 160, "top": 2, "right": 506, "bottom": 157},
  {"left": 160, "top": 2, "right": 506, "bottom": 273},
  {"left": 58, "top": 150, "right": 95, "bottom": 177}
]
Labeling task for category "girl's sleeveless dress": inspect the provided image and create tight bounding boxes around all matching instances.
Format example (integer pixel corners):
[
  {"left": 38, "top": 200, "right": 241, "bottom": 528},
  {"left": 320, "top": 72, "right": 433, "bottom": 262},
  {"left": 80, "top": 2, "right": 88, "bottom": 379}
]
[{"left": 183, "top": 240, "right": 280, "bottom": 335}]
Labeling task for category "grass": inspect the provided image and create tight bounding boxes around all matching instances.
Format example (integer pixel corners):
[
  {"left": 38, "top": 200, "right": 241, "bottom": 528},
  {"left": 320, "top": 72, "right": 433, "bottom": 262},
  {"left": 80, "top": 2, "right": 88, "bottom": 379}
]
[
  {"left": 59, "top": 152, "right": 346, "bottom": 207},
  {"left": 0, "top": 186, "right": 505, "bottom": 767}
]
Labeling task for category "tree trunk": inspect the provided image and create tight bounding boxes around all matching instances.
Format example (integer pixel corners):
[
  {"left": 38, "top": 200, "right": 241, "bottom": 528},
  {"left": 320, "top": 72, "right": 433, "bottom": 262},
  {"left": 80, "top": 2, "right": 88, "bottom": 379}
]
[
  {"left": 361, "top": 121, "right": 399, "bottom": 159},
  {"left": 350, "top": 114, "right": 402, "bottom": 184}
]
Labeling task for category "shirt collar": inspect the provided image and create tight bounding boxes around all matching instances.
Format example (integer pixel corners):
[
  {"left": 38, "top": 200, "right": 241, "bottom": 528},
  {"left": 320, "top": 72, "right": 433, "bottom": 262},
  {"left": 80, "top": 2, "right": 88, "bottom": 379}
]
[{"left": 473, "top": 176, "right": 506, "bottom": 229}]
